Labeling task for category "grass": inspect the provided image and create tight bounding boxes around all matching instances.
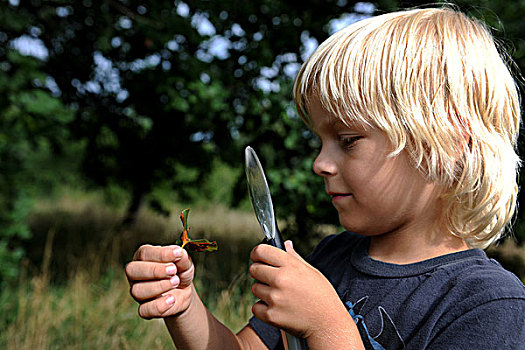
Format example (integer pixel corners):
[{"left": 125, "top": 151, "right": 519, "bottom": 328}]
[
  {"left": 1, "top": 264, "right": 257, "bottom": 349},
  {"left": 1, "top": 192, "right": 263, "bottom": 349},
  {"left": 1, "top": 267, "right": 174, "bottom": 349},
  {"left": 2, "top": 190, "right": 524, "bottom": 349}
]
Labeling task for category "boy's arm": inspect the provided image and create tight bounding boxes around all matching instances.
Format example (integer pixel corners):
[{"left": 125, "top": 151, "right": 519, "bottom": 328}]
[
  {"left": 126, "top": 244, "right": 267, "bottom": 350},
  {"left": 163, "top": 284, "right": 265, "bottom": 349}
]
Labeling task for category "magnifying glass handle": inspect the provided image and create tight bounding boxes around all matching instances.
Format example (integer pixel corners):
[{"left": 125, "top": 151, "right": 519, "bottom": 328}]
[
  {"left": 262, "top": 223, "right": 308, "bottom": 350},
  {"left": 263, "top": 222, "right": 285, "bottom": 249}
]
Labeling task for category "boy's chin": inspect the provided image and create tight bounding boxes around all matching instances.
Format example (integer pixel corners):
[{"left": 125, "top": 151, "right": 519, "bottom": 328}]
[{"left": 338, "top": 219, "right": 386, "bottom": 237}]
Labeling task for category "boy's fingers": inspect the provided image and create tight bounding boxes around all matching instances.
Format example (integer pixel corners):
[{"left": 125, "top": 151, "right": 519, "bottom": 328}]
[
  {"left": 130, "top": 277, "right": 180, "bottom": 301},
  {"left": 250, "top": 244, "right": 285, "bottom": 267},
  {"left": 137, "top": 295, "right": 176, "bottom": 319},
  {"left": 252, "top": 300, "right": 272, "bottom": 325},
  {"left": 249, "top": 262, "right": 278, "bottom": 285},
  {"left": 175, "top": 249, "right": 194, "bottom": 287},
  {"left": 133, "top": 245, "right": 184, "bottom": 263},
  {"left": 284, "top": 240, "right": 307, "bottom": 263},
  {"left": 284, "top": 240, "right": 299, "bottom": 258},
  {"left": 251, "top": 281, "right": 273, "bottom": 303},
  {"left": 126, "top": 261, "right": 177, "bottom": 281}
]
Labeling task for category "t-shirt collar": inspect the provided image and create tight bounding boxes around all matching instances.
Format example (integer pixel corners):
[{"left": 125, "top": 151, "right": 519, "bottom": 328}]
[{"left": 350, "top": 236, "right": 487, "bottom": 278}]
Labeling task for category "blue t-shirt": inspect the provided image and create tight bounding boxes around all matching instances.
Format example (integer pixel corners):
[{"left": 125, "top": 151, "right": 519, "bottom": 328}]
[{"left": 249, "top": 232, "right": 525, "bottom": 349}]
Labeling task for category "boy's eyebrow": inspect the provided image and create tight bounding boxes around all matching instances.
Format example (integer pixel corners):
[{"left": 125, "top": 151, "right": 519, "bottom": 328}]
[
  {"left": 328, "top": 117, "right": 340, "bottom": 127},
  {"left": 328, "top": 116, "right": 365, "bottom": 131},
  {"left": 327, "top": 115, "right": 351, "bottom": 128}
]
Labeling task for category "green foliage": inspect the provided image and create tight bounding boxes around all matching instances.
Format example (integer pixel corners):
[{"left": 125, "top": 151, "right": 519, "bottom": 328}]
[
  {"left": 0, "top": 241, "right": 25, "bottom": 281},
  {"left": 4, "top": 1, "right": 390, "bottom": 236},
  {"left": 1, "top": 0, "right": 524, "bottom": 281},
  {"left": 0, "top": 0, "right": 524, "bottom": 343},
  {"left": 0, "top": 43, "right": 73, "bottom": 284}
]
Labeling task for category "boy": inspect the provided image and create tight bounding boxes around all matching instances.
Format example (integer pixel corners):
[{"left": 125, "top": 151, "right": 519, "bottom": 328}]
[{"left": 125, "top": 7, "right": 525, "bottom": 349}]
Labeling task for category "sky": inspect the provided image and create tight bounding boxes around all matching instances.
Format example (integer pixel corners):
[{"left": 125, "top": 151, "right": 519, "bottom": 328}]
[{"left": 8, "top": 2, "right": 375, "bottom": 96}]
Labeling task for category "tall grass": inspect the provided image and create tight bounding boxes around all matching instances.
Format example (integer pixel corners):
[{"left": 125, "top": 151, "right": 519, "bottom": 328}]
[
  {"left": 1, "top": 266, "right": 256, "bottom": 349},
  {"left": 1, "top": 193, "right": 262, "bottom": 349},
  {"left": 1, "top": 266, "right": 174, "bottom": 349},
  {"left": 2, "top": 191, "right": 524, "bottom": 349}
]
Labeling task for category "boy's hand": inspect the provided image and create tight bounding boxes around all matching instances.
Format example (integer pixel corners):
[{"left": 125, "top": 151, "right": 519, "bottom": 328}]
[
  {"left": 126, "top": 245, "right": 195, "bottom": 319},
  {"left": 249, "top": 241, "right": 352, "bottom": 342}
]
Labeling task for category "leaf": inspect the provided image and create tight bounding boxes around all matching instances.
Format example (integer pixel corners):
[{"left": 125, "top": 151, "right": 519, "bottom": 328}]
[{"left": 179, "top": 208, "right": 218, "bottom": 252}]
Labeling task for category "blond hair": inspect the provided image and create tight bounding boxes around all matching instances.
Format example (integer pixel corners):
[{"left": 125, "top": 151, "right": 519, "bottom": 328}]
[{"left": 293, "top": 7, "right": 521, "bottom": 248}]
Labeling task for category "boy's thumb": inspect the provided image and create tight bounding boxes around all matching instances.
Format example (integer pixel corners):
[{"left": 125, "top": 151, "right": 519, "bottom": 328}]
[{"left": 284, "top": 240, "right": 302, "bottom": 260}]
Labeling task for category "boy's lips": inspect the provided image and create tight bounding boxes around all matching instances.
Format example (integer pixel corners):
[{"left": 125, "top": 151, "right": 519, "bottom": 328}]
[{"left": 327, "top": 191, "right": 353, "bottom": 201}]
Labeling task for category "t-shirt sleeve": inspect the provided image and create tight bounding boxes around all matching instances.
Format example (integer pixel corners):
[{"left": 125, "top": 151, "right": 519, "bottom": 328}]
[
  {"left": 248, "top": 316, "right": 284, "bottom": 350},
  {"left": 427, "top": 297, "right": 525, "bottom": 350}
]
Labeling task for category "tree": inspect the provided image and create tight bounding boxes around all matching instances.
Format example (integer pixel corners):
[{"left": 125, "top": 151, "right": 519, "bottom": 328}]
[
  {"left": 5, "top": 0, "right": 524, "bottom": 255},
  {"left": 0, "top": 4, "right": 73, "bottom": 284},
  {"left": 6, "top": 1, "right": 379, "bottom": 231}
]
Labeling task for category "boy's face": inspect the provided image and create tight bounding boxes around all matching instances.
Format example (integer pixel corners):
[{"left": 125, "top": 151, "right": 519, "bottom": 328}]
[{"left": 309, "top": 99, "right": 443, "bottom": 237}]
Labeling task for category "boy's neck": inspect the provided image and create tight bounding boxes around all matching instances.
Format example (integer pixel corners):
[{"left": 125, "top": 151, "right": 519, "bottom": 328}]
[{"left": 368, "top": 229, "right": 470, "bottom": 265}]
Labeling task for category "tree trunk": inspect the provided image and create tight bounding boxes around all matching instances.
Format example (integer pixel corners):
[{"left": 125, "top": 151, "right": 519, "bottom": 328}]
[{"left": 121, "top": 186, "right": 146, "bottom": 228}]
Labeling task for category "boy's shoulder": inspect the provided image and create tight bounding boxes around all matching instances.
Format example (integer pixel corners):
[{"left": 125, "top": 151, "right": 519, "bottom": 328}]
[
  {"left": 309, "top": 231, "right": 525, "bottom": 297},
  {"left": 425, "top": 251, "right": 525, "bottom": 346},
  {"left": 303, "top": 233, "right": 524, "bottom": 349},
  {"left": 436, "top": 249, "right": 525, "bottom": 303}
]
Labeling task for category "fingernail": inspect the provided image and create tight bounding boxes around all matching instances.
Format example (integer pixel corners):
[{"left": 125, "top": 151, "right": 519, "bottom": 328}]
[
  {"left": 166, "top": 265, "right": 176, "bottom": 275},
  {"left": 166, "top": 295, "right": 175, "bottom": 305},
  {"left": 170, "top": 275, "right": 180, "bottom": 286},
  {"left": 173, "top": 246, "right": 183, "bottom": 259}
]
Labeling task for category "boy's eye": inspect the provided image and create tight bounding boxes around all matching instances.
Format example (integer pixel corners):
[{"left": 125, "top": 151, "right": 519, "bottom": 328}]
[{"left": 338, "top": 135, "right": 362, "bottom": 149}]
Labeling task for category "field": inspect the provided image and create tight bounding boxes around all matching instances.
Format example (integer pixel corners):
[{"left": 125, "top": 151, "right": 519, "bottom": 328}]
[
  {"left": 1, "top": 192, "right": 524, "bottom": 349},
  {"left": 0, "top": 193, "right": 266, "bottom": 349}
]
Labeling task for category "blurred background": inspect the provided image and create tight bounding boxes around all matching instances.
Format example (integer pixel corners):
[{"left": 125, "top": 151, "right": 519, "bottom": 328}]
[{"left": 1, "top": 0, "right": 524, "bottom": 348}]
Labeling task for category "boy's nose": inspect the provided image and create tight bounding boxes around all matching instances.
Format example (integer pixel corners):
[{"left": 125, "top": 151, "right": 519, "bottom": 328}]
[{"left": 313, "top": 149, "right": 337, "bottom": 177}]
